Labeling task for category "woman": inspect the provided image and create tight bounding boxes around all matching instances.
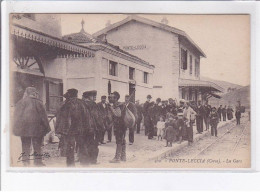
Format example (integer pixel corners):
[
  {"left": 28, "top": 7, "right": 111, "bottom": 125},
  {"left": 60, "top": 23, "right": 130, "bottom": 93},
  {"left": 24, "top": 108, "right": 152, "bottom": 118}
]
[
  {"left": 227, "top": 106, "right": 234, "bottom": 120},
  {"left": 13, "top": 87, "right": 51, "bottom": 166}
]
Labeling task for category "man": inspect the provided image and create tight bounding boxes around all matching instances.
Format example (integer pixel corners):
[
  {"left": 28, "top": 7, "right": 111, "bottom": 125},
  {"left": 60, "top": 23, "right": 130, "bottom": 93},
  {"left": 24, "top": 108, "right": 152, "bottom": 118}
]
[
  {"left": 235, "top": 106, "right": 241, "bottom": 125},
  {"left": 195, "top": 100, "right": 204, "bottom": 134},
  {"left": 82, "top": 90, "right": 105, "bottom": 164},
  {"left": 222, "top": 105, "right": 227, "bottom": 122},
  {"left": 203, "top": 101, "right": 211, "bottom": 131},
  {"left": 135, "top": 100, "right": 143, "bottom": 134},
  {"left": 143, "top": 95, "right": 152, "bottom": 136},
  {"left": 55, "top": 88, "right": 91, "bottom": 166},
  {"left": 183, "top": 102, "right": 197, "bottom": 145},
  {"left": 97, "top": 96, "right": 113, "bottom": 143},
  {"left": 13, "top": 87, "right": 51, "bottom": 167},
  {"left": 217, "top": 105, "right": 222, "bottom": 121},
  {"left": 210, "top": 107, "right": 219, "bottom": 137},
  {"left": 109, "top": 91, "right": 127, "bottom": 163},
  {"left": 125, "top": 95, "right": 138, "bottom": 145},
  {"left": 147, "top": 102, "right": 156, "bottom": 139}
]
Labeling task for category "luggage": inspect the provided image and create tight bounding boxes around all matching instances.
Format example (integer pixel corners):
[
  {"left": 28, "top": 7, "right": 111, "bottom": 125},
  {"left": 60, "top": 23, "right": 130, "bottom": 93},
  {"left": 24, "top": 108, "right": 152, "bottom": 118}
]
[{"left": 124, "top": 107, "right": 136, "bottom": 128}]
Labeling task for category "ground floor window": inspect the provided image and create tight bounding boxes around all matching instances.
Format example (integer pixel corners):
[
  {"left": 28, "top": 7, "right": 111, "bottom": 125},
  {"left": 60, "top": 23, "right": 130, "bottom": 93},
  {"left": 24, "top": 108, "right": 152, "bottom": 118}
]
[{"left": 45, "top": 79, "right": 63, "bottom": 113}]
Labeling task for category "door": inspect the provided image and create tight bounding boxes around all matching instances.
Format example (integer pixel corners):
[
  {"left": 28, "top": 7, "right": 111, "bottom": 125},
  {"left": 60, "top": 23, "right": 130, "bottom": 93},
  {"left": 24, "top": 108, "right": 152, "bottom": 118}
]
[{"left": 129, "top": 83, "right": 135, "bottom": 103}]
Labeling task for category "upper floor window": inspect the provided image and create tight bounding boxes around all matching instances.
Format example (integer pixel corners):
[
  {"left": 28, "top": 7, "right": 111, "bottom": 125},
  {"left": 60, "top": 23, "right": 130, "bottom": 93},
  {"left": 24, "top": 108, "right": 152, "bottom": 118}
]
[
  {"left": 181, "top": 48, "right": 188, "bottom": 70},
  {"left": 143, "top": 72, "right": 148, "bottom": 84},
  {"left": 195, "top": 59, "right": 200, "bottom": 77},
  {"left": 109, "top": 60, "right": 118, "bottom": 76},
  {"left": 129, "top": 67, "right": 135, "bottom": 80},
  {"left": 189, "top": 55, "right": 193, "bottom": 75}
]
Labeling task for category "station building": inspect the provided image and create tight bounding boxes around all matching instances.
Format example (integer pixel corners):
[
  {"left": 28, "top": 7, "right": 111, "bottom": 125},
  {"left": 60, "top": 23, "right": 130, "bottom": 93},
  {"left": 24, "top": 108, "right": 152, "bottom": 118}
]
[
  {"left": 93, "top": 15, "right": 223, "bottom": 103},
  {"left": 10, "top": 14, "right": 154, "bottom": 114}
]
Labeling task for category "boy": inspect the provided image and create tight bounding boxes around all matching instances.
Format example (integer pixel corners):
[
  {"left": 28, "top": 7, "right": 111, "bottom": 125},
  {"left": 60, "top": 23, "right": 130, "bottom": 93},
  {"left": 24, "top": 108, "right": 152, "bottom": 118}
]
[{"left": 210, "top": 107, "right": 219, "bottom": 137}]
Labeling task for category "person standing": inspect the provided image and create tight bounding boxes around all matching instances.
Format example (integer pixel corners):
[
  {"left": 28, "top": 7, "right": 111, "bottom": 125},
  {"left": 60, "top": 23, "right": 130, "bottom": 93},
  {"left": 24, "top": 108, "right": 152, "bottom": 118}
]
[
  {"left": 156, "top": 116, "right": 165, "bottom": 141},
  {"left": 195, "top": 100, "right": 204, "bottom": 134},
  {"left": 203, "top": 102, "right": 211, "bottom": 131},
  {"left": 143, "top": 95, "right": 152, "bottom": 136},
  {"left": 210, "top": 107, "right": 219, "bottom": 137},
  {"left": 235, "top": 106, "right": 241, "bottom": 125},
  {"left": 13, "top": 87, "right": 51, "bottom": 167},
  {"left": 222, "top": 105, "right": 227, "bottom": 122},
  {"left": 217, "top": 105, "right": 222, "bottom": 121},
  {"left": 55, "top": 88, "right": 91, "bottom": 166},
  {"left": 227, "top": 106, "right": 234, "bottom": 120},
  {"left": 109, "top": 91, "right": 127, "bottom": 163},
  {"left": 97, "top": 96, "right": 113, "bottom": 143},
  {"left": 147, "top": 102, "right": 156, "bottom": 139},
  {"left": 82, "top": 90, "right": 105, "bottom": 164},
  {"left": 135, "top": 100, "right": 143, "bottom": 134},
  {"left": 183, "top": 102, "right": 197, "bottom": 146},
  {"left": 125, "top": 95, "right": 138, "bottom": 145}
]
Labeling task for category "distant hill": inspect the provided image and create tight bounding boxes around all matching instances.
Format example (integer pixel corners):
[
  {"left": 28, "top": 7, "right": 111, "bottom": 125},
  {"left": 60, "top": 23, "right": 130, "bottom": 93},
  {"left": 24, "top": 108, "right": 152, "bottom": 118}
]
[
  {"left": 201, "top": 76, "right": 243, "bottom": 94},
  {"left": 208, "top": 85, "right": 250, "bottom": 109}
]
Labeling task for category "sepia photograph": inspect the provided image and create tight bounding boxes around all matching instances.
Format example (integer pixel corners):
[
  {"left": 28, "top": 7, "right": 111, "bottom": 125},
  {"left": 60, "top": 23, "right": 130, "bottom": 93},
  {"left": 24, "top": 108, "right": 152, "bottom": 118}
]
[{"left": 9, "top": 13, "right": 251, "bottom": 169}]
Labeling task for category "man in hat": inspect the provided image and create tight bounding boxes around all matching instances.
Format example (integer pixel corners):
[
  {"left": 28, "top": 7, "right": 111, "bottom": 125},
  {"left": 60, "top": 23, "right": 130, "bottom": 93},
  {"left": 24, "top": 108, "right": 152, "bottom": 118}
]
[
  {"left": 143, "top": 95, "right": 152, "bottom": 136},
  {"left": 97, "top": 95, "right": 113, "bottom": 143},
  {"left": 109, "top": 91, "right": 127, "bottom": 163},
  {"left": 217, "top": 105, "right": 222, "bottom": 121},
  {"left": 168, "top": 98, "right": 177, "bottom": 116},
  {"left": 222, "top": 105, "right": 227, "bottom": 122},
  {"left": 82, "top": 90, "right": 105, "bottom": 164},
  {"left": 210, "top": 107, "right": 219, "bottom": 137},
  {"left": 135, "top": 100, "right": 143, "bottom": 134},
  {"left": 55, "top": 88, "right": 92, "bottom": 166},
  {"left": 195, "top": 100, "right": 204, "bottom": 134},
  {"left": 13, "top": 87, "right": 51, "bottom": 167},
  {"left": 203, "top": 101, "right": 211, "bottom": 131},
  {"left": 125, "top": 94, "right": 138, "bottom": 145}
]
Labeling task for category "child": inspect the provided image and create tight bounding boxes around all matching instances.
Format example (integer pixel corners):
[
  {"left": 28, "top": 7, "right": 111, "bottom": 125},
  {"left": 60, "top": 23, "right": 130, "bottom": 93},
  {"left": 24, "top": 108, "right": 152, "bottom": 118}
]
[
  {"left": 156, "top": 116, "right": 165, "bottom": 141},
  {"left": 209, "top": 107, "right": 219, "bottom": 137}
]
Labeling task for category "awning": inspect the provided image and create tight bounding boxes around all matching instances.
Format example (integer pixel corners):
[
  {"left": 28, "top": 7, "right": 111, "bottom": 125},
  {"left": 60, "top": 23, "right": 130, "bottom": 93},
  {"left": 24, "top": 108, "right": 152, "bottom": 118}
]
[
  {"left": 11, "top": 24, "right": 95, "bottom": 58},
  {"left": 179, "top": 78, "right": 224, "bottom": 92}
]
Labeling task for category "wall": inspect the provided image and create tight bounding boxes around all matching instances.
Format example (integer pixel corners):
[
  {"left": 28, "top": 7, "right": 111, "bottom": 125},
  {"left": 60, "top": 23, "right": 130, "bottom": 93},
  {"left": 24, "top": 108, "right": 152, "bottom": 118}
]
[
  {"left": 65, "top": 57, "right": 96, "bottom": 97},
  {"left": 179, "top": 40, "right": 201, "bottom": 80},
  {"left": 102, "top": 21, "right": 179, "bottom": 100}
]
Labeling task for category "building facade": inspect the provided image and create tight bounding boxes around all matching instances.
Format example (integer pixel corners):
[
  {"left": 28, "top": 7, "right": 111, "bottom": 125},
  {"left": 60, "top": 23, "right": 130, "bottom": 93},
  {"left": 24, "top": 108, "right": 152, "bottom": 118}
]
[
  {"left": 94, "top": 15, "right": 223, "bottom": 102},
  {"left": 10, "top": 14, "right": 154, "bottom": 115}
]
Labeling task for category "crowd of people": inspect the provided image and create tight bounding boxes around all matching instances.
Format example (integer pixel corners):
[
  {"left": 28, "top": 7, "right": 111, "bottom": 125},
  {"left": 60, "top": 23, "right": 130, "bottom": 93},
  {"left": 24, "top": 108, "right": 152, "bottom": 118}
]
[{"left": 13, "top": 86, "right": 243, "bottom": 167}]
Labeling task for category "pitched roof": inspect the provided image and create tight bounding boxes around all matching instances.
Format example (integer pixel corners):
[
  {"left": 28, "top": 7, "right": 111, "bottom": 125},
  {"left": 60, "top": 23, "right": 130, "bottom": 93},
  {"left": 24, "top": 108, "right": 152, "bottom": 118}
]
[
  {"left": 93, "top": 15, "right": 206, "bottom": 57},
  {"left": 62, "top": 28, "right": 97, "bottom": 44}
]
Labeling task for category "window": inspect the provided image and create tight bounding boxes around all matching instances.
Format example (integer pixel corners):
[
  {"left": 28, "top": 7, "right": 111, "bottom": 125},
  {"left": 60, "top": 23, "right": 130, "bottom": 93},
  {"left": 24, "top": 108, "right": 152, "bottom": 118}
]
[
  {"left": 109, "top": 60, "right": 118, "bottom": 76},
  {"left": 129, "top": 67, "right": 135, "bottom": 80},
  {"left": 189, "top": 55, "right": 193, "bottom": 75},
  {"left": 143, "top": 72, "right": 148, "bottom": 84},
  {"left": 181, "top": 48, "right": 188, "bottom": 70},
  {"left": 195, "top": 59, "right": 200, "bottom": 77},
  {"left": 45, "top": 80, "right": 63, "bottom": 113}
]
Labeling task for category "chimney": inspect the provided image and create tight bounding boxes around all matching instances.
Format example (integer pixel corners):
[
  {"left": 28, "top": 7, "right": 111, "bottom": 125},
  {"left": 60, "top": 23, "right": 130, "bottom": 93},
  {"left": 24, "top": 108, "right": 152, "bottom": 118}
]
[
  {"left": 106, "top": 20, "right": 111, "bottom": 27},
  {"left": 161, "top": 17, "right": 168, "bottom": 25}
]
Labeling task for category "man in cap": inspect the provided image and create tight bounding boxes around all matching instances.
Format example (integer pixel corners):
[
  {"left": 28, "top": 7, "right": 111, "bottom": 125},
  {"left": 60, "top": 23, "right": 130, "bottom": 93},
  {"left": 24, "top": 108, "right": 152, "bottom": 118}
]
[
  {"left": 203, "top": 101, "right": 211, "bottom": 131},
  {"left": 143, "top": 95, "right": 152, "bottom": 136},
  {"left": 55, "top": 88, "right": 92, "bottom": 166},
  {"left": 108, "top": 91, "right": 127, "bottom": 163},
  {"left": 217, "top": 105, "right": 222, "bottom": 121},
  {"left": 97, "top": 95, "right": 113, "bottom": 143},
  {"left": 125, "top": 95, "right": 138, "bottom": 145},
  {"left": 82, "top": 90, "right": 105, "bottom": 164}
]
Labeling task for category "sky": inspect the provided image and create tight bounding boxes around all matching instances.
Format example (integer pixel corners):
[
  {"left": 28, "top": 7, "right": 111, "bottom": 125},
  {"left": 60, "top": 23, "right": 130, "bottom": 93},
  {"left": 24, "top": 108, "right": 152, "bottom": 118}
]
[{"left": 61, "top": 14, "right": 250, "bottom": 86}]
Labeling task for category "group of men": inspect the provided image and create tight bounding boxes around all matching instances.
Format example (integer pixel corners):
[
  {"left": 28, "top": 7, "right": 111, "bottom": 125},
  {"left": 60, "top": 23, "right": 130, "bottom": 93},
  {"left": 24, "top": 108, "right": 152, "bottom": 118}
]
[{"left": 13, "top": 86, "right": 241, "bottom": 167}]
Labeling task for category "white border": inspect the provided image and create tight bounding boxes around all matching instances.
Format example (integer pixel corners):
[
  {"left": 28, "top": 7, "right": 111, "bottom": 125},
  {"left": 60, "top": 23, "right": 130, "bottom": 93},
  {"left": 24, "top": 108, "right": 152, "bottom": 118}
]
[{"left": 1, "top": 0, "right": 259, "bottom": 190}]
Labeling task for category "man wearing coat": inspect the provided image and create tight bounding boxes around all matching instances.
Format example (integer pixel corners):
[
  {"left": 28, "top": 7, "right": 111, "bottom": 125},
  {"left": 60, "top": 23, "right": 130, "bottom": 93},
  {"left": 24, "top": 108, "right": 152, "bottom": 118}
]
[
  {"left": 125, "top": 95, "right": 138, "bottom": 145},
  {"left": 203, "top": 102, "right": 211, "bottom": 131},
  {"left": 97, "top": 96, "right": 113, "bottom": 143},
  {"left": 13, "top": 87, "right": 51, "bottom": 167},
  {"left": 217, "top": 105, "right": 222, "bottom": 121},
  {"left": 135, "top": 100, "right": 143, "bottom": 134},
  {"left": 222, "top": 105, "right": 227, "bottom": 122},
  {"left": 55, "top": 88, "right": 92, "bottom": 166},
  {"left": 195, "top": 100, "right": 204, "bottom": 134},
  {"left": 143, "top": 95, "right": 152, "bottom": 136},
  {"left": 82, "top": 90, "right": 105, "bottom": 164}
]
